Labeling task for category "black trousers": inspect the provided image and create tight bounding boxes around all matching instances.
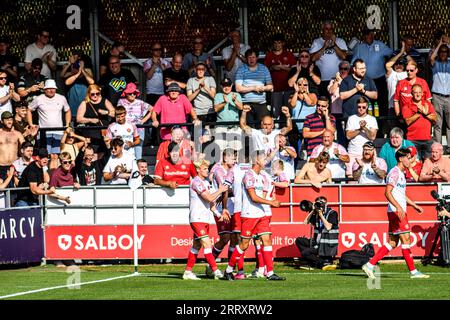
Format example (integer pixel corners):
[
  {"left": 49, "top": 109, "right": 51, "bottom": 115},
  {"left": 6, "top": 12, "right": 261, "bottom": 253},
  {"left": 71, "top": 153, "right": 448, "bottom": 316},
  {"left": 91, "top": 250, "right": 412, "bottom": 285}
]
[{"left": 295, "top": 237, "right": 333, "bottom": 268}]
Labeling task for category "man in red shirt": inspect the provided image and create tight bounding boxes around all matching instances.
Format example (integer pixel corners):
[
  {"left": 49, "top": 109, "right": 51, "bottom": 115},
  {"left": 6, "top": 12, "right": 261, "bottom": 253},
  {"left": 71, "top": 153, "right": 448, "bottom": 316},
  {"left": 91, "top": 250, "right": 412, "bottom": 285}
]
[
  {"left": 394, "top": 60, "right": 432, "bottom": 120},
  {"left": 154, "top": 141, "right": 196, "bottom": 188},
  {"left": 401, "top": 84, "right": 437, "bottom": 160},
  {"left": 264, "top": 33, "right": 296, "bottom": 119},
  {"left": 156, "top": 125, "right": 194, "bottom": 165},
  {"left": 49, "top": 152, "right": 80, "bottom": 189},
  {"left": 151, "top": 82, "right": 201, "bottom": 141}
]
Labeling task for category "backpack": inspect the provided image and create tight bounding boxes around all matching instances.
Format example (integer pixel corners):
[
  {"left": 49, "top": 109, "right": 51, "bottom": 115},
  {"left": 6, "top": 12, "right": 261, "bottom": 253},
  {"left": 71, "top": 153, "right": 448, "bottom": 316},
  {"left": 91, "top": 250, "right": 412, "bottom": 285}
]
[{"left": 339, "top": 243, "right": 375, "bottom": 269}]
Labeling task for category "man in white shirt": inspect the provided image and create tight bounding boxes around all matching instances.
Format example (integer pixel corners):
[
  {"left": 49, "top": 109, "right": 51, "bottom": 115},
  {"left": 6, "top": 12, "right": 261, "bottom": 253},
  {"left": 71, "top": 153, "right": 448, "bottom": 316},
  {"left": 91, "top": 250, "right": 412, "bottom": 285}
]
[
  {"left": 346, "top": 96, "right": 378, "bottom": 177},
  {"left": 24, "top": 29, "right": 57, "bottom": 79},
  {"left": 221, "top": 30, "right": 251, "bottom": 83},
  {"left": 310, "top": 20, "right": 348, "bottom": 96},
  {"left": 102, "top": 137, "right": 135, "bottom": 185},
  {"left": 352, "top": 141, "right": 387, "bottom": 183},
  {"left": 105, "top": 106, "right": 140, "bottom": 159}
]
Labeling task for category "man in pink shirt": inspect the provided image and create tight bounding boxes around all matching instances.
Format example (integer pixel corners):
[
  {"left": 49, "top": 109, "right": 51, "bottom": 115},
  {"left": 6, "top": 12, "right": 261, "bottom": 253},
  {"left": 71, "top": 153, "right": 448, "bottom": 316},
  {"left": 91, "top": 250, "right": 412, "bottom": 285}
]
[
  {"left": 151, "top": 82, "right": 200, "bottom": 141},
  {"left": 419, "top": 142, "right": 450, "bottom": 182}
]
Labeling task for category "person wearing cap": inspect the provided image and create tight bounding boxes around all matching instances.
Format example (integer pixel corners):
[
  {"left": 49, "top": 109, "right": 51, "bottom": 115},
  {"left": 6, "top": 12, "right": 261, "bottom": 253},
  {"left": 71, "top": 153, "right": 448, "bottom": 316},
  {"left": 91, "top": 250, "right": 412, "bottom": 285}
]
[
  {"left": 222, "top": 30, "right": 250, "bottom": 83},
  {"left": 60, "top": 51, "right": 95, "bottom": 119},
  {"left": 264, "top": 33, "right": 297, "bottom": 119},
  {"left": 235, "top": 49, "right": 273, "bottom": 126},
  {"left": 0, "top": 37, "right": 19, "bottom": 82},
  {"left": 27, "top": 79, "right": 71, "bottom": 168},
  {"left": 385, "top": 41, "right": 409, "bottom": 131},
  {"left": 102, "top": 137, "right": 136, "bottom": 185},
  {"left": 154, "top": 141, "right": 197, "bottom": 188},
  {"left": 310, "top": 20, "right": 348, "bottom": 96},
  {"left": 117, "top": 83, "right": 152, "bottom": 159},
  {"left": 346, "top": 96, "right": 378, "bottom": 176},
  {"left": 340, "top": 58, "right": 378, "bottom": 118},
  {"left": 17, "top": 58, "right": 47, "bottom": 103},
  {"left": 151, "top": 82, "right": 200, "bottom": 141},
  {"left": 419, "top": 142, "right": 450, "bottom": 182},
  {"left": 13, "top": 100, "right": 39, "bottom": 145},
  {"left": 16, "top": 148, "right": 70, "bottom": 207},
  {"left": 182, "top": 36, "right": 216, "bottom": 78},
  {"left": 352, "top": 140, "right": 387, "bottom": 184},
  {"left": 401, "top": 83, "right": 436, "bottom": 160},
  {"left": 156, "top": 125, "right": 194, "bottom": 165},
  {"left": 351, "top": 26, "right": 393, "bottom": 115},
  {"left": 214, "top": 77, "right": 244, "bottom": 151},
  {"left": 186, "top": 61, "right": 217, "bottom": 123},
  {"left": 24, "top": 28, "right": 57, "bottom": 79},
  {"left": 0, "top": 110, "right": 25, "bottom": 188},
  {"left": 98, "top": 55, "right": 137, "bottom": 106},
  {"left": 379, "top": 127, "right": 415, "bottom": 172},
  {"left": 0, "top": 69, "right": 20, "bottom": 118},
  {"left": 404, "top": 146, "right": 422, "bottom": 182},
  {"left": 105, "top": 106, "right": 140, "bottom": 159}
]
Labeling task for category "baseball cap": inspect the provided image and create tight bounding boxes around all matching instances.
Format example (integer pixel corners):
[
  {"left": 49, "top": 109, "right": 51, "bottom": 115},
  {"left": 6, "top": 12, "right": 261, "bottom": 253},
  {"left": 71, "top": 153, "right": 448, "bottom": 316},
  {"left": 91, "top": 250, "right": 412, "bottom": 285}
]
[
  {"left": 37, "top": 148, "right": 49, "bottom": 158},
  {"left": 362, "top": 26, "right": 375, "bottom": 35},
  {"left": 167, "top": 82, "right": 182, "bottom": 93},
  {"left": 407, "top": 146, "right": 417, "bottom": 158},
  {"left": 363, "top": 141, "right": 375, "bottom": 149},
  {"left": 195, "top": 61, "right": 207, "bottom": 68},
  {"left": 43, "top": 79, "right": 58, "bottom": 89},
  {"left": 201, "top": 128, "right": 210, "bottom": 136},
  {"left": 221, "top": 77, "right": 233, "bottom": 87},
  {"left": 1, "top": 111, "right": 13, "bottom": 120}
]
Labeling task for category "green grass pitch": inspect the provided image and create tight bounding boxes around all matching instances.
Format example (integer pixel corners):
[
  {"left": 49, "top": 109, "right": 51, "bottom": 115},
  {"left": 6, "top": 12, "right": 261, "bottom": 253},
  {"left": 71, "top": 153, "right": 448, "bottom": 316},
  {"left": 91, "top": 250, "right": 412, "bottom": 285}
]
[{"left": 1, "top": 261, "right": 450, "bottom": 300}]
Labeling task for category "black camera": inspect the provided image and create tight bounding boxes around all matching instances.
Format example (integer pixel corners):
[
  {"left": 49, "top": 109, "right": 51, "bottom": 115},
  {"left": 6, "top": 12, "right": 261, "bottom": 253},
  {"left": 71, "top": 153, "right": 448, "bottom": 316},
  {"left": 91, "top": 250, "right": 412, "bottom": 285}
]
[
  {"left": 300, "top": 199, "right": 326, "bottom": 213},
  {"left": 431, "top": 190, "right": 450, "bottom": 222}
]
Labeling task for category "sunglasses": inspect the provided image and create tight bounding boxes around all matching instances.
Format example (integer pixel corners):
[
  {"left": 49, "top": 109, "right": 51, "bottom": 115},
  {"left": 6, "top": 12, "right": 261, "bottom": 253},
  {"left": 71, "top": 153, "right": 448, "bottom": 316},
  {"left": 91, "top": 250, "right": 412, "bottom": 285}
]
[
  {"left": 196, "top": 67, "right": 206, "bottom": 71},
  {"left": 406, "top": 69, "right": 416, "bottom": 72},
  {"left": 358, "top": 105, "right": 368, "bottom": 109},
  {"left": 0, "top": 77, "right": 7, "bottom": 80},
  {"left": 62, "top": 160, "right": 72, "bottom": 164},
  {"left": 126, "top": 92, "right": 137, "bottom": 95},
  {"left": 339, "top": 67, "right": 349, "bottom": 71},
  {"left": 298, "top": 83, "right": 308, "bottom": 86},
  {"left": 300, "top": 55, "right": 309, "bottom": 58},
  {"left": 317, "top": 104, "right": 328, "bottom": 107},
  {"left": 90, "top": 92, "right": 101, "bottom": 96}
]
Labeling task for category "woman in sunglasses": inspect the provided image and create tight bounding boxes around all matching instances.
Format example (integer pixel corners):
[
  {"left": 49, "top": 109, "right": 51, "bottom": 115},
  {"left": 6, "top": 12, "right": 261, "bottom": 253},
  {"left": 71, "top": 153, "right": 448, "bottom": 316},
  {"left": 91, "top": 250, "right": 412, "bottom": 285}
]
[
  {"left": 287, "top": 49, "right": 321, "bottom": 90},
  {"left": 76, "top": 84, "right": 115, "bottom": 153}
]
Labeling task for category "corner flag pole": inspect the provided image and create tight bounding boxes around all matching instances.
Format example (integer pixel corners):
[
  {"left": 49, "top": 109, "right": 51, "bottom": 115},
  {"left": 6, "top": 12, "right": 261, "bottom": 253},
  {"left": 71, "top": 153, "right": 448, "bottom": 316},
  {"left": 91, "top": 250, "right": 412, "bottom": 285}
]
[{"left": 132, "top": 189, "right": 139, "bottom": 274}]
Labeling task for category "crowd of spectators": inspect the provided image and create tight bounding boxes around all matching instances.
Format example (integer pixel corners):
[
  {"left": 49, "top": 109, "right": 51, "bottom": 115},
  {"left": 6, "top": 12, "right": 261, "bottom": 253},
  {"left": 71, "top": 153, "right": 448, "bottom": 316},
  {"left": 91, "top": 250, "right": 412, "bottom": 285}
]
[{"left": 1, "top": 20, "right": 450, "bottom": 207}]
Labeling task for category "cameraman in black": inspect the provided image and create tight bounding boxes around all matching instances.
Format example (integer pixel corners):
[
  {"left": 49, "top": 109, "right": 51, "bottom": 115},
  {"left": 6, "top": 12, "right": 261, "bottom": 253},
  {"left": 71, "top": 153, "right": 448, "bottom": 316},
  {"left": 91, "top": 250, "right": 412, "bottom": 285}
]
[{"left": 295, "top": 196, "right": 339, "bottom": 270}]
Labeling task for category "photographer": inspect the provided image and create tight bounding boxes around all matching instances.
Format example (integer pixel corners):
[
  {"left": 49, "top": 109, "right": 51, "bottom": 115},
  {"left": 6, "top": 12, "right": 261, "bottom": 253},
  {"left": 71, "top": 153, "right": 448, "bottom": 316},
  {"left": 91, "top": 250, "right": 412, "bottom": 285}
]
[{"left": 296, "top": 196, "right": 339, "bottom": 270}]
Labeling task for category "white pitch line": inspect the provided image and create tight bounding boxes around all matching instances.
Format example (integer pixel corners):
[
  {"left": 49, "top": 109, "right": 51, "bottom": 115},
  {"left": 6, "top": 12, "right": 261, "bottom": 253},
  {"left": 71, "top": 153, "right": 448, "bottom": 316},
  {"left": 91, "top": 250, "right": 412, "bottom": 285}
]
[
  {"left": 137, "top": 271, "right": 450, "bottom": 276},
  {"left": 0, "top": 273, "right": 138, "bottom": 300}
]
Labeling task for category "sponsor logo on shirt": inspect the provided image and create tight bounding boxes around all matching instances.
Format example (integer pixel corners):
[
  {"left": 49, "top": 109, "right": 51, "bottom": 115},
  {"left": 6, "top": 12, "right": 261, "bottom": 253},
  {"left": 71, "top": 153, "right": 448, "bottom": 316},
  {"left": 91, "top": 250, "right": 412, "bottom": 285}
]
[{"left": 109, "top": 77, "right": 127, "bottom": 92}]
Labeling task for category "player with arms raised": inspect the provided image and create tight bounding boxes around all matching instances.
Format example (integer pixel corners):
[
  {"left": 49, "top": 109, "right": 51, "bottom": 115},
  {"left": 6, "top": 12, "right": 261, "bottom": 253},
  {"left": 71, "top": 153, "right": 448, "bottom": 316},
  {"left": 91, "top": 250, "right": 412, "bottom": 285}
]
[
  {"left": 182, "top": 159, "right": 230, "bottom": 280},
  {"left": 362, "top": 148, "right": 429, "bottom": 279}
]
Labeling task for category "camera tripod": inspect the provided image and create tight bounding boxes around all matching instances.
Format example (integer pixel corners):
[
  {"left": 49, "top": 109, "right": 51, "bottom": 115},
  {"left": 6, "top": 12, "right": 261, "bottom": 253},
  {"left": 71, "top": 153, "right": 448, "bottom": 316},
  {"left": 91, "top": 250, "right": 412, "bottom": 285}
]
[{"left": 421, "top": 218, "right": 450, "bottom": 267}]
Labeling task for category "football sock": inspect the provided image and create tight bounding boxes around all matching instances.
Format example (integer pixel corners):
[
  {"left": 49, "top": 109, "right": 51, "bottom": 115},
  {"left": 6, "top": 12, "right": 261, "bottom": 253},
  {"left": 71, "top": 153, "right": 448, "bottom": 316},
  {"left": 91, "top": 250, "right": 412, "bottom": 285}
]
[
  {"left": 237, "top": 253, "right": 245, "bottom": 271},
  {"left": 226, "top": 245, "right": 244, "bottom": 273},
  {"left": 212, "top": 246, "right": 222, "bottom": 259},
  {"left": 262, "top": 246, "right": 274, "bottom": 274},
  {"left": 228, "top": 246, "right": 235, "bottom": 260},
  {"left": 256, "top": 244, "right": 265, "bottom": 270},
  {"left": 401, "top": 244, "right": 416, "bottom": 273},
  {"left": 185, "top": 248, "right": 199, "bottom": 271},
  {"left": 369, "top": 243, "right": 393, "bottom": 266},
  {"left": 204, "top": 248, "right": 218, "bottom": 272}
]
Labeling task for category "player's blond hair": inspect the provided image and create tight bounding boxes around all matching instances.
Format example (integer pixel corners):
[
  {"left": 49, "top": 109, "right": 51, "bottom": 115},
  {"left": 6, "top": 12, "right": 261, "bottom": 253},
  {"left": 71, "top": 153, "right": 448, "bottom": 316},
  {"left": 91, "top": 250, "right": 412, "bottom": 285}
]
[{"left": 193, "top": 159, "right": 210, "bottom": 169}]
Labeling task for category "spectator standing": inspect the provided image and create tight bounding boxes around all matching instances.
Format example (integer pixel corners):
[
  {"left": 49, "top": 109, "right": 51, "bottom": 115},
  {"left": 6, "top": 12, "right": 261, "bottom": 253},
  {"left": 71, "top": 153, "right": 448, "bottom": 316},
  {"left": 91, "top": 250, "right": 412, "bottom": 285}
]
[
  {"left": 102, "top": 137, "right": 135, "bottom": 185},
  {"left": 294, "top": 151, "right": 332, "bottom": 189},
  {"left": 346, "top": 96, "right": 378, "bottom": 176},
  {"left": 419, "top": 142, "right": 450, "bottom": 182},
  {"left": 222, "top": 30, "right": 250, "bottom": 83},
  {"left": 0, "top": 37, "right": 19, "bottom": 83},
  {"left": 98, "top": 55, "right": 137, "bottom": 106},
  {"left": 235, "top": 49, "right": 273, "bottom": 127},
  {"left": 302, "top": 96, "right": 336, "bottom": 157},
  {"left": 0, "top": 69, "right": 20, "bottom": 118},
  {"left": 401, "top": 84, "right": 437, "bottom": 160},
  {"left": 288, "top": 49, "right": 321, "bottom": 91},
  {"left": 429, "top": 40, "right": 450, "bottom": 147},
  {"left": 49, "top": 152, "right": 80, "bottom": 189},
  {"left": 17, "top": 58, "right": 47, "bottom": 103},
  {"left": 351, "top": 27, "right": 393, "bottom": 112},
  {"left": 214, "top": 77, "right": 244, "bottom": 151},
  {"left": 266, "top": 134, "right": 297, "bottom": 180},
  {"left": 143, "top": 42, "right": 171, "bottom": 105},
  {"left": 99, "top": 41, "right": 125, "bottom": 77},
  {"left": 182, "top": 36, "right": 216, "bottom": 78},
  {"left": 75, "top": 145, "right": 110, "bottom": 186},
  {"left": 392, "top": 34, "right": 425, "bottom": 77},
  {"left": 310, "top": 20, "right": 348, "bottom": 96},
  {"left": 27, "top": 79, "right": 71, "bottom": 167},
  {"left": 156, "top": 126, "right": 194, "bottom": 165},
  {"left": 76, "top": 84, "right": 115, "bottom": 153},
  {"left": 13, "top": 141, "right": 35, "bottom": 184},
  {"left": 187, "top": 62, "right": 217, "bottom": 123},
  {"left": 340, "top": 59, "right": 378, "bottom": 118},
  {"left": 0, "top": 166, "right": 14, "bottom": 208},
  {"left": 352, "top": 141, "right": 387, "bottom": 183},
  {"left": 379, "top": 127, "right": 415, "bottom": 172},
  {"left": 328, "top": 60, "right": 350, "bottom": 146},
  {"left": 264, "top": 33, "right": 296, "bottom": 119},
  {"left": 60, "top": 126, "right": 89, "bottom": 162},
  {"left": 240, "top": 104, "right": 292, "bottom": 154},
  {"left": 310, "top": 129, "right": 349, "bottom": 179},
  {"left": 13, "top": 101, "right": 39, "bottom": 145},
  {"left": 24, "top": 29, "right": 57, "bottom": 79},
  {"left": 105, "top": 106, "right": 140, "bottom": 159},
  {"left": 151, "top": 82, "right": 200, "bottom": 141},
  {"left": 117, "top": 83, "right": 152, "bottom": 159},
  {"left": 60, "top": 52, "right": 95, "bottom": 121},
  {"left": 154, "top": 141, "right": 197, "bottom": 188},
  {"left": 0, "top": 111, "right": 25, "bottom": 187},
  {"left": 163, "top": 53, "right": 190, "bottom": 93}
]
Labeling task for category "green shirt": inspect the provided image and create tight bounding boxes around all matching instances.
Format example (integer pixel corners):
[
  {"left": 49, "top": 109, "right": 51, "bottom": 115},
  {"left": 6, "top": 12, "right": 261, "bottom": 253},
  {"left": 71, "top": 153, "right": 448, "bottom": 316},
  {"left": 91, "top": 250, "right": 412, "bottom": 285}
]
[
  {"left": 379, "top": 139, "right": 415, "bottom": 172},
  {"left": 214, "top": 92, "right": 242, "bottom": 122}
]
